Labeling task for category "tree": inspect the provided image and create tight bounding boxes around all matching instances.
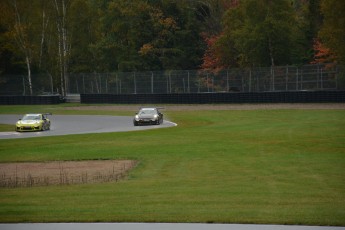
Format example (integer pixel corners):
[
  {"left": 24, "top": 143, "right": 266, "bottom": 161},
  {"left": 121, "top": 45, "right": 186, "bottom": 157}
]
[
  {"left": 311, "top": 38, "right": 336, "bottom": 67},
  {"left": 0, "top": 1, "right": 23, "bottom": 75},
  {"left": 92, "top": 0, "right": 205, "bottom": 71},
  {"left": 140, "top": 1, "right": 204, "bottom": 70},
  {"left": 4, "top": 0, "right": 40, "bottom": 94},
  {"left": 52, "top": 0, "right": 71, "bottom": 96},
  {"left": 89, "top": 1, "right": 152, "bottom": 72},
  {"left": 217, "top": 0, "right": 299, "bottom": 68},
  {"left": 288, "top": 0, "right": 323, "bottom": 64},
  {"left": 319, "top": 0, "right": 345, "bottom": 65},
  {"left": 200, "top": 33, "right": 225, "bottom": 72},
  {"left": 68, "top": 0, "right": 97, "bottom": 73}
]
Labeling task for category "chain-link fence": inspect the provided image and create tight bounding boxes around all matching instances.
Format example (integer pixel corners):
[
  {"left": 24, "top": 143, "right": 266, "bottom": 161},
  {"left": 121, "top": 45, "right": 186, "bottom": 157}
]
[
  {"left": 68, "top": 64, "right": 340, "bottom": 94},
  {"left": 0, "top": 73, "right": 55, "bottom": 96},
  {"left": 0, "top": 64, "right": 341, "bottom": 95}
]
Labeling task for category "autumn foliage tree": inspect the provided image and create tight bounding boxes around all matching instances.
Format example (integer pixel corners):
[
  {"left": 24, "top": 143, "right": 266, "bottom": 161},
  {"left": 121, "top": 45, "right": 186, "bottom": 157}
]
[
  {"left": 1, "top": 0, "right": 343, "bottom": 94},
  {"left": 200, "top": 34, "right": 224, "bottom": 72},
  {"left": 318, "top": 0, "right": 345, "bottom": 65},
  {"left": 311, "top": 39, "right": 336, "bottom": 68}
]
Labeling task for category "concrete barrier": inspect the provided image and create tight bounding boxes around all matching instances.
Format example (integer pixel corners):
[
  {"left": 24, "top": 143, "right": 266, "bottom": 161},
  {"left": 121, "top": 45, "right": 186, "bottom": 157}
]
[{"left": 80, "top": 91, "right": 345, "bottom": 104}]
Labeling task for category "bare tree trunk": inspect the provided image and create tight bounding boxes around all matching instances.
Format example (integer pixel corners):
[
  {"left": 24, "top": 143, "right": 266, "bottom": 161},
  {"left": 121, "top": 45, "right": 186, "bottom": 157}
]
[
  {"left": 25, "top": 56, "right": 32, "bottom": 95},
  {"left": 39, "top": 0, "right": 49, "bottom": 70},
  {"left": 57, "top": 22, "right": 65, "bottom": 96},
  {"left": 268, "top": 37, "right": 275, "bottom": 67},
  {"left": 12, "top": 0, "right": 33, "bottom": 95},
  {"left": 52, "top": 0, "right": 70, "bottom": 97}
]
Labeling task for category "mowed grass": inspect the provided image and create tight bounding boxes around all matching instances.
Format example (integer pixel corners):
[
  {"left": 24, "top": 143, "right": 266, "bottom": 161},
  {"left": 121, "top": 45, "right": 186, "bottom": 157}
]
[{"left": 0, "top": 105, "right": 344, "bottom": 225}]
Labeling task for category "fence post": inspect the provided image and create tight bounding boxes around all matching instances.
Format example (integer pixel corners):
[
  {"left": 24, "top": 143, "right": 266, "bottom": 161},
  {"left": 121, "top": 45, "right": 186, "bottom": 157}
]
[
  {"left": 321, "top": 67, "right": 323, "bottom": 90},
  {"left": 169, "top": 71, "right": 172, "bottom": 93},
  {"left": 151, "top": 71, "right": 153, "bottom": 94},
  {"left": 49, "top": 73, "right": 54, "bottom": 94},
  {"left": 76, "top": 78, "right": 79, "bottom": 93},
  {"left": 183, "top": 78, "right": 185, "bottom": 93},
  {"left": 105, "top": 73, "right": 108, "bottom": 93},
  {"left": 249, "top": 69, "right": 252, "bottom": 92},
  {"left": 335, "top": 65, "right": 338, "bottom": 89},
  {"left": 226, "top": 69, "right": 229, "bottom": 92},
  {"left": 151, "top": 71, "right": 154, "bottom": 94},
  {"left": 98, "top": 74, "right": 101, "bottom": 93},
  {"left": 271, "top": 66, "right": 275, "bottom": 91},
  {"left": 285, "top": 66, "right": 288, "bottom": 91},
  {"left": 166, "top": 73, "right": 169, "bottom": 93},
  {"left": 134, "top": 72, "right": 137, "bottom": 94},
  {"left": 82, "top": 74, "right": 85, "bottom": 93},
  {"left": 167, "top": 71, "right": 172, "bottom": 93},
  {"left": 116, "top": 73, "right": 120, "bottom": 94},
  {"left": 300, "top": 70, "right": 303, "bottom": 90},
  {"left": 22, "top": 75, "right": 26, "bottom": 95},
  {"left": 317, "top": 64, "right": 320, "bottom": 89},
  {"left": 198, "top": 73, "right": 200, "bottom": 93},
  {"left": 242, "top": 72, "right": 245, "bottom": 92},
  {"left": 187, "top": 70, "right": 190, "bottom": 93},
  {"left": 296, "top": 68, "right": 299, "bottom": 90}
]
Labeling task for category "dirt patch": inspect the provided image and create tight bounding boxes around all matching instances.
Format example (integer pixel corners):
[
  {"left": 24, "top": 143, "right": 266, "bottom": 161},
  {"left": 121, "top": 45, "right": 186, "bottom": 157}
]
[
  {"left": 0, "top": 160, "right": 137, "bottom": 188},
  {"left": 65, "top": 103, "right": 345, "bottom": 111}
]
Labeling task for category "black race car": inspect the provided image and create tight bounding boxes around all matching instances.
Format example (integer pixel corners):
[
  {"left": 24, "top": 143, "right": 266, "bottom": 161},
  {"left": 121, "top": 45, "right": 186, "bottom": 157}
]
[{"left": 133, "top": 108, "right": 163, "bottom": 126}]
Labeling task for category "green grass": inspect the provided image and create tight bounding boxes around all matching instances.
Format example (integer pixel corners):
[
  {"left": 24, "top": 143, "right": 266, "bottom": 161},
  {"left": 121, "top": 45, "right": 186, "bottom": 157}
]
[
  {"left": 0, "top": 105, "right": 344, "bottom": 225},
  {"left": 0, "top": 124, "right": 13, "bottom": 132}
]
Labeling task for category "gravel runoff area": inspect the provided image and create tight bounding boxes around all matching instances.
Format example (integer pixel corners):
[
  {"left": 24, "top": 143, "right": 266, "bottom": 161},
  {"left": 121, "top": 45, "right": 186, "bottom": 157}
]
[{"left": 0, "top": 160, "right": 137, "bottom": 188}]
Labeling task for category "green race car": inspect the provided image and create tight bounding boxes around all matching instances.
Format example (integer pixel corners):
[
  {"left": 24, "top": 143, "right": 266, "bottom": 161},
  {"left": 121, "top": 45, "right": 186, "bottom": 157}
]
[{"left": 16, "top": 113, "right": 51, "bottom": 132}]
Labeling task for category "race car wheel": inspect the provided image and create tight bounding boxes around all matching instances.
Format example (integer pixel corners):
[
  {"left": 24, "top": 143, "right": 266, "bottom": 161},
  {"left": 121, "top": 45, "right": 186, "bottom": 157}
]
[{"left": 42, "top": 123, "right": 48, "bottom": 131}]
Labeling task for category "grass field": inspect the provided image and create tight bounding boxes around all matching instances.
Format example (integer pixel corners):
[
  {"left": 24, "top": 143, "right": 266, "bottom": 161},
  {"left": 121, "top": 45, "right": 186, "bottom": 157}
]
[{"left": 0, "top": 104, "right": 344, "bottom": 225}]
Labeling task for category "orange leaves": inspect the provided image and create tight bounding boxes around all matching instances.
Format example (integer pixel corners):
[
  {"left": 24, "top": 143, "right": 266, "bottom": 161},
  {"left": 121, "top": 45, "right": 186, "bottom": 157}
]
[
  {"left": 200, "top": 33, "right": 225, "bottom": 73},
  {"left": 139, "top": 43, "right": 154, "bottom": 56},
  {"left": 311, "top": 39, "right": 336, "bottom": 67}
]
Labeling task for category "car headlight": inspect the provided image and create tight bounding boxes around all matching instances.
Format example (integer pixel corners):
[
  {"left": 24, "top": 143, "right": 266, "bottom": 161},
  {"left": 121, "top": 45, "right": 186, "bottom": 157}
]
[
  {"left": 153, "top": 114, "right": 158, "bottom": 119},
  {"left": 135, "top": 115, "right": 139, "bottom": 120}
]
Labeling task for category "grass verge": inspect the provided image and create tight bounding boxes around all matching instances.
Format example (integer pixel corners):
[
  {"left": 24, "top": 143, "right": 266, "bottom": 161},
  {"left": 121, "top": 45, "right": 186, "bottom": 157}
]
[{"left": 0, "top": 104, "right": 344, "bottom": 225}]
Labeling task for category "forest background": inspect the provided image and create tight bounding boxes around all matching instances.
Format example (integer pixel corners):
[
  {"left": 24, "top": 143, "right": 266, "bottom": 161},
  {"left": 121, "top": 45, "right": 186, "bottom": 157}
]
[{"left": 0, "top": 0, "right": 344, "bottom": 96}]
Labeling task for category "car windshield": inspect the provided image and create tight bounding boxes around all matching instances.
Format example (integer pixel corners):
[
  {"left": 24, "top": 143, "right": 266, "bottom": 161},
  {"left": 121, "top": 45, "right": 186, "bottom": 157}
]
[
  {"left": 22, "top": 115, "right": 40, "bottom": 120},
  {"left": 139, "top": 109, "right": 156, "bottom": 115}
]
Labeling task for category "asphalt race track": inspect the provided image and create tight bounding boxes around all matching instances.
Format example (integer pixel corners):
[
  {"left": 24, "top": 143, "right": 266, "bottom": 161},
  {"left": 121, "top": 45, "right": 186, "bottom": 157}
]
[{"left": 0, "top": 115, "right": 177, "bottom": 139}]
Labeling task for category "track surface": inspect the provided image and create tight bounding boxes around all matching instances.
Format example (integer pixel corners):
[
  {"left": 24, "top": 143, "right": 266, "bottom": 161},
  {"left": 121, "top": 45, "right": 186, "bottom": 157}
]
[{"left": 0, "top": 115, "right": 176, "bottom": 139}]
